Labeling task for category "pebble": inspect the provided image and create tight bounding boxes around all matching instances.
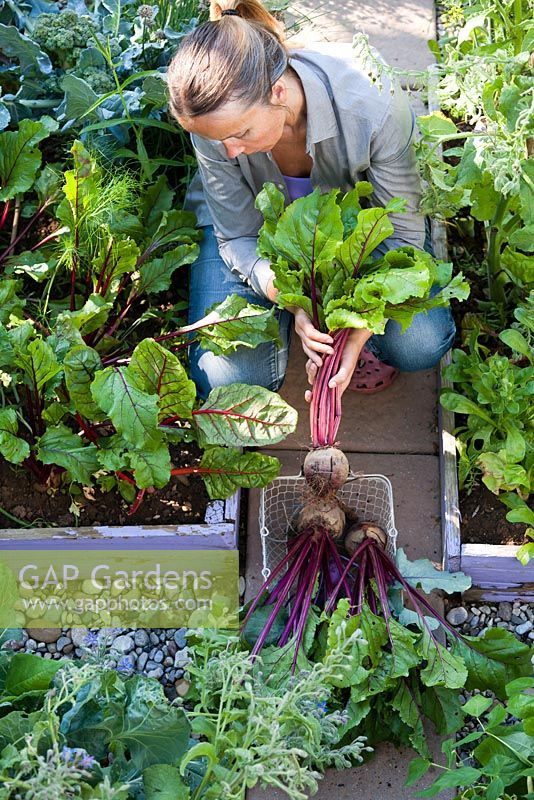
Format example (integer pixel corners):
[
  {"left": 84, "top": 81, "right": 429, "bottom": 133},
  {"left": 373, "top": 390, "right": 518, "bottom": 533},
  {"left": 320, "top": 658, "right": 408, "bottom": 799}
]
[
  {"left": 174, "top": 629, "right": 187, "bottom": 649},
  {"left": 70, "top": 628, "right": 89, "bottom": 648},
  {"left": 153, "top": 650, "right": 164, "bottom": 663},
  {"left": 137, "top": 652, "right": 148, "bottom": 671},
  {"left": 147, "top": 667, "right": 164, "bottom": 679},
  {"left": 26, "top": 628, "right": 61, "bottom": 644},
  {"left": 498, "top": 602, "right": 512, "bottom": 621},
  {"left": 111, "top": 635, "right": 134, "bottom": 654},
  {"left": 446, "top": 607, "right": 468, "bottom": 626},
  {"left": 134, "top": 630, "right": 150, "bottom": 647},
  {"left": 56, "top": 636, "right": 71, "bottom": 652},
  {"left": 515, "top": 621, "right": 533, "bottom": 636}
]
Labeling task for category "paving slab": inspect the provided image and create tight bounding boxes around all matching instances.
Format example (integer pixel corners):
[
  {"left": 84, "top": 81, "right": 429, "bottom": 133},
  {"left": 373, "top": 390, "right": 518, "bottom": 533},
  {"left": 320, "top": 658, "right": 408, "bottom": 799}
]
[
  {"left": 245, "top": 450, "right": 440, "bottom": 601},
  {"left": 272, "top": 340, "right": 439, "bottom": 455},
  {"left": 249, "top": 733, "right": 452, "bottom": 800},
  {"left": 286, "top": 0, "right": 436, "bottom": 73}
]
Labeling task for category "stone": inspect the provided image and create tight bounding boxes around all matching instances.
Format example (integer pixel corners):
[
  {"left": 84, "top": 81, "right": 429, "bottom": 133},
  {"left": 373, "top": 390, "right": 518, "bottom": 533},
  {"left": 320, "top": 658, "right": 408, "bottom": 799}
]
[
  {"left": 54, "top": 636, "right": 70, "bottom": 652},
  {"left": 149, "top": 632, "right": 159, "bottom": 645},
  {"left": 26, "top": 628, "right": 61, "bottom": 644},
  {"left": 511, "top": 614, "right": 524, "bottom": 625},
  {"left": 70, "top": 628, "right": 89, "bottom": 648},
  {"left": 446, "top": 607, "right": 468, "bottom": 626},
  {"left": 167, "top": 640, "right": 178, "bottom": 657},
  {"left": 480, "top": 605, "right": 491, "bottom": 614},
  {"left": 515, "top": 621, "right": 533, "bottom": 636},
  {"left": 147, "top": 666, "right": 164, "bottom": 679},
  {"left": 26, "top": 639, "right": 37, "bottom": 650},
  {"left": 145, "top": 659, "right": 159, "bottom": 671},
  {"left": 153, "top": 650, "right": 164, "bottom": 663},
  {"left": 111, "top": 635, "right": 134, "bottom": 654},
  {"left": 173, "top": 629, "right": 187, "bottom": 649},
  {"left": 174, "top": 648, "right": 190, "bottom": 669},
  {"left": 174, "top": 678, "right": 190, "bottom": 697},
  {"left": 134, "top": 630, "right": 150, "bottom": 647},
  {"left": 63, "top": 643, "right": 74, "bottom": 655},
  {"left": 137, "top": 652, "right": 148, "bottom": 671},
  {"left": 498, "top": 602, "right": 512, "bottom": 621}
]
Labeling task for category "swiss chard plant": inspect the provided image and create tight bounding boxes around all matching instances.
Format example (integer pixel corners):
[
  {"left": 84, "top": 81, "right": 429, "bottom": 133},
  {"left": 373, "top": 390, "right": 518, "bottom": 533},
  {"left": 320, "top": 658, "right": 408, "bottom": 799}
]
[{"left": 0, "top": 131, "right": 296, "bottom": 512}]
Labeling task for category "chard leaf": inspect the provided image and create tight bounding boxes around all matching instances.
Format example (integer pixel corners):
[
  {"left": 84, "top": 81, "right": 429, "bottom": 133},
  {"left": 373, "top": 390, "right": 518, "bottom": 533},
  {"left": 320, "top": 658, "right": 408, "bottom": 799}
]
[
  {"left": 63, "top": 345, "right": 103, "bottom": 420},
  {"left": 335, "top": 206, "right": 395, "bottom": 277},
  {"left": 96, "top": 435, "right": 128, "bottom": 472},
  {"left": 5, "top": 252, "right": 55, "bottom": 282},
  {"left": 0, "top": 324, "right": 15, "bottom": 368},
  {"left": 0, "top": 118, "right": 57, "bottom": 202},
  {"left": 128, "top": 339, "right": 195, "bottom": 421},
  {"left": 58, "top": 295, "right": 113, "bottom": 337},
  {"left": 420, "top": 686, "right": 464, "bottom": 735},
  {"left": 451, "top": 628, "right": 533, "bottom": 699},
  {"left": 271, "top": 188, "right": 343, "bottom": 273},
  {"left": 149, "top": 209, "right": 199, "bottom": 250},
  {"left": 391, "top": 681, "right": 428, "bottom": 756},
  {"left": 199, "top": 447, "right": 280, "bottom": 499},
  {"left": 94, "top": 236, "right": 140, "bottom": 293},
  {"left": 91, "top": 366, "right": 159, "bottom": 448},
  {"left": 418, "top": 628, "right": 467, "bottom": 688},
  {"left": 138, "top": 243, "right": 200, "bottom": 295},
  {"left": 196, "top": 294, "right": 281, "bottom": 355},
  {"left": 373, "top": 616, "right": 421, "bottom": 680},
  {"left": 0, "top": 408, "right": 30, "bottom": 464},
  {"left": 129, "top": 440, "right": 171, "bottom": 489},
  {"left": 194, "top": 384, "right": 298, "bottom": 447},
  {"left": 0, "top": 279, "right": 25, "bottom": 325},
  {"left": 255, "top": 182, "right": 286, "bottom": 257},
  {"left": 141, "top": 175, "right": 174, "bottom": 233},
  {"left": 37, "top": 424, "right": 99, "bottom": 484},
  {"left": 356, "top": 605, "right": 389, "bottom": 668},
  {"left": 395, "top": 549, "right": 472, "bottom": 594},
  {"left": 338, "top": 182, "right": 374, "bottom": 234},
  {"left": 15, "top": 338, "right": 62, "bottom": 392}
]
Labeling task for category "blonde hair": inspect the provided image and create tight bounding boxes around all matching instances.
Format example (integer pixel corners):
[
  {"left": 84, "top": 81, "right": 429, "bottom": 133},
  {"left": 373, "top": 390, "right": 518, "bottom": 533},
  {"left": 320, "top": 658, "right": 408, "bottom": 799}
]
[{"left": 167, "top": 0, "right": 288, "bottom": 119}]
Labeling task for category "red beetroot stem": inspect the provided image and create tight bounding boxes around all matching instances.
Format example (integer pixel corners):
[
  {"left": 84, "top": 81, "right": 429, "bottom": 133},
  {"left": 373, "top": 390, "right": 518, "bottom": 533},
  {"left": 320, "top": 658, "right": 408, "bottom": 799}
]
[
  {"left": 276, "top": 541, "right": 320, "bottom": 646},
  {"left": 323, "top": 533, "right": 353, "bottom": 599},
  {"left": 241, "top": 528, "right": 313, "bottom": 631},
  {"left": 0, "top": 200, "right": 11, "bottom": 231},
  {"left": 291, "top": 534, "right": 326, "bottom": 672},
  {"left": 250, "top": 541, "right": 314, "bottom": 658}
]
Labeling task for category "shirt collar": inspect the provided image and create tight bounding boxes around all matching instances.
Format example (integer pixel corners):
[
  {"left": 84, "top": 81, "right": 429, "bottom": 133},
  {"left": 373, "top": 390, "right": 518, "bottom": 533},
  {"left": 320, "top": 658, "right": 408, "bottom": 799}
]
[{"left": 287, "top": 52, "right": 340, "bottom": 149}]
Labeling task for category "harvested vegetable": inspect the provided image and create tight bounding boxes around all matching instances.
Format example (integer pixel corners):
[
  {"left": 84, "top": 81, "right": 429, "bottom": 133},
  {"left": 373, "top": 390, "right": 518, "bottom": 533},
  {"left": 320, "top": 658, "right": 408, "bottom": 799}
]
[{"left": 242, "top": 183, "right": 470, "bottom": 669}]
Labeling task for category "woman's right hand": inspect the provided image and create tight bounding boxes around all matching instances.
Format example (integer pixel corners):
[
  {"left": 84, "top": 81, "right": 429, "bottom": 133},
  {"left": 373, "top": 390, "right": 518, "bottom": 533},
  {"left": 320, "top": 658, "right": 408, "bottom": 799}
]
[{"left": 291, "top": 307, "right": 334, "bottom": 367}]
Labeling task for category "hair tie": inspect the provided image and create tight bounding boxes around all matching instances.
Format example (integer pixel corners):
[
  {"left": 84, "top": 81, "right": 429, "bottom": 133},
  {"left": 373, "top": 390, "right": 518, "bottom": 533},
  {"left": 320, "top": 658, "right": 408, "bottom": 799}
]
[{"left": 221, "top": 8, "right": 240, "bottom": 15}]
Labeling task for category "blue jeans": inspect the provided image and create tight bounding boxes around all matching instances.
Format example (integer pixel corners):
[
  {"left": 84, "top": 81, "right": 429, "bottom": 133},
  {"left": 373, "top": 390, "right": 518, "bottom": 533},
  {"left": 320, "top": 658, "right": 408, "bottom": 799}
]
[{"left": 188, "top": 224, "right": 455, "bottom": 398}]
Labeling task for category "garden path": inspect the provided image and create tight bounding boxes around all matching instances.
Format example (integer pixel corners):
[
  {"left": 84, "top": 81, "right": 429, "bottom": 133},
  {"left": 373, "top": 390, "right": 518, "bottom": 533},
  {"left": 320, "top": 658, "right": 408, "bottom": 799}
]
[{"left": 245, "top": 2, "right": 454, "bottom": 797}]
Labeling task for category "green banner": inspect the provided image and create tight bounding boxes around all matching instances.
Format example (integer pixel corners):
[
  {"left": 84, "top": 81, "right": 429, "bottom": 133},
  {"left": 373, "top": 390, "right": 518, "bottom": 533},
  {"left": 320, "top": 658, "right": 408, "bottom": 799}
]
[{"left": 0, "top": 550, "right": 239, "bottom": 629}]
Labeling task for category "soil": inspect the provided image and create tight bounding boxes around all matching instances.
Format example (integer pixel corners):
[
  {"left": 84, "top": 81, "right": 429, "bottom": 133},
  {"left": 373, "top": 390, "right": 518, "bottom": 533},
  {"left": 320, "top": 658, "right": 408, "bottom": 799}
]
[
  {"left": 0, "top": 444, "right": 210, "bottom": 529},
  {"left": 460, "top": 483, "right": 531, "bottom": 546}
]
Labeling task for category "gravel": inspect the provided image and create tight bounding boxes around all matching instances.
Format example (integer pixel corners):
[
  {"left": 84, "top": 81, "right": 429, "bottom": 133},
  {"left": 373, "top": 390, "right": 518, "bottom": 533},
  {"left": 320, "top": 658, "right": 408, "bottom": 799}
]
[{"left": 2, "top": 627, "right": 192, "bottom": 701}]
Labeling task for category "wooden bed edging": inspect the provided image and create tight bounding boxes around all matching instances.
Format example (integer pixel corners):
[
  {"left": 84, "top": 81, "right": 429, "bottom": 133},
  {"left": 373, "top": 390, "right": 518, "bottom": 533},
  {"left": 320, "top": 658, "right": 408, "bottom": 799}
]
[
  {"left": 0, "top": 493, "right": 240, "bottom": 550},
  {"left": 428, "top": 72, "right": 534, "bottom": 598}
]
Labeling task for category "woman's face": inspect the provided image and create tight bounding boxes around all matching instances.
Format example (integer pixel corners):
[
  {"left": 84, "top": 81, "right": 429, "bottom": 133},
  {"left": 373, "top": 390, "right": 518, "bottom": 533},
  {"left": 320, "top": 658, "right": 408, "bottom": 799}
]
[{"left": 178, "top": 92, "right": 287, "bottom": 159}]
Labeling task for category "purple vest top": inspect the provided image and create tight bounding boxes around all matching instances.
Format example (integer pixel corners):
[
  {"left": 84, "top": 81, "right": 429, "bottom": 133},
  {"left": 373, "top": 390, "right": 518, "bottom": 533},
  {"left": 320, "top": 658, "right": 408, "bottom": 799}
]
[{"left": 282, "top": 174, "right": 313, "bottom": 202}]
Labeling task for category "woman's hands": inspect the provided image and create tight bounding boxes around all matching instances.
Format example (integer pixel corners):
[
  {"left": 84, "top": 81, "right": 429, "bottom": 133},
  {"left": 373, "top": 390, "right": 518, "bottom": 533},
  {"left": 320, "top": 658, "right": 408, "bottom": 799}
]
[
  {"left": 304, "top": 327, "right": 372, "bottom": 402},
  {"left": 266, "top": 275, "right": 372, "bottom": 400}
]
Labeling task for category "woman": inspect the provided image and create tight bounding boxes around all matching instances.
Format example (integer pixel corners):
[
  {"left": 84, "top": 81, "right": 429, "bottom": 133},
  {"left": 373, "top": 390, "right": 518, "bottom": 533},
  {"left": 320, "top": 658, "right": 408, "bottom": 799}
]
[{"left": 166, "top": 0, "right": 455, "bottom": 400}]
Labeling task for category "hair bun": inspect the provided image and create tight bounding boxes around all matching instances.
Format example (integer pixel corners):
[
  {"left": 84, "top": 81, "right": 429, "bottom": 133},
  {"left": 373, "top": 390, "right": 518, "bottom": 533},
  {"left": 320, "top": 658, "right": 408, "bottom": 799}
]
[{"left": 221, "top": 8, "right": 240, "bottom": 14}]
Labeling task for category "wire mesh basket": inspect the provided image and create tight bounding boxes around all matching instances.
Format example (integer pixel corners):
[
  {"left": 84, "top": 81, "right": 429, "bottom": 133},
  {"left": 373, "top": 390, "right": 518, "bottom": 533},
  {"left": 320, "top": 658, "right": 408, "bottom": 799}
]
[{"left": 259, "top": 473, "right": 398, "bottom": 580}]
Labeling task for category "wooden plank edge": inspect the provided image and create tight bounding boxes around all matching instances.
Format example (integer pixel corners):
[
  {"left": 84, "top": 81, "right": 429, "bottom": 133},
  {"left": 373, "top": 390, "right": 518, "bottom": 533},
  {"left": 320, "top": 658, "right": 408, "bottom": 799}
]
[
  {"left": 0, "top": 522, "right": 237, "bottom": 547},
  {"left": 428, "top": 67, "right": 462, "bottom": 575},
  {"left": 463, "top": 586, "right": 534, "bottom": 603}
]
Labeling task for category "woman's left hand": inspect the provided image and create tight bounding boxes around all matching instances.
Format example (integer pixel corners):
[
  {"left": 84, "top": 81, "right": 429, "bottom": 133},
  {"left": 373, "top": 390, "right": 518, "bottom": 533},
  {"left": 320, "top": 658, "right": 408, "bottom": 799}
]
[{"left": 304, "top": 328, "right": 373, "bottom": 402}]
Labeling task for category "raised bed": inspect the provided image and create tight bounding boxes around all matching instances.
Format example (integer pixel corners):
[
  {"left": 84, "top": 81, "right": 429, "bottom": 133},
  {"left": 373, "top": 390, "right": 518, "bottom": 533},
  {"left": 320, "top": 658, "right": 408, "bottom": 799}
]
[{"left": 434, "top": 217, "right": 534, "bottom": 600}]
